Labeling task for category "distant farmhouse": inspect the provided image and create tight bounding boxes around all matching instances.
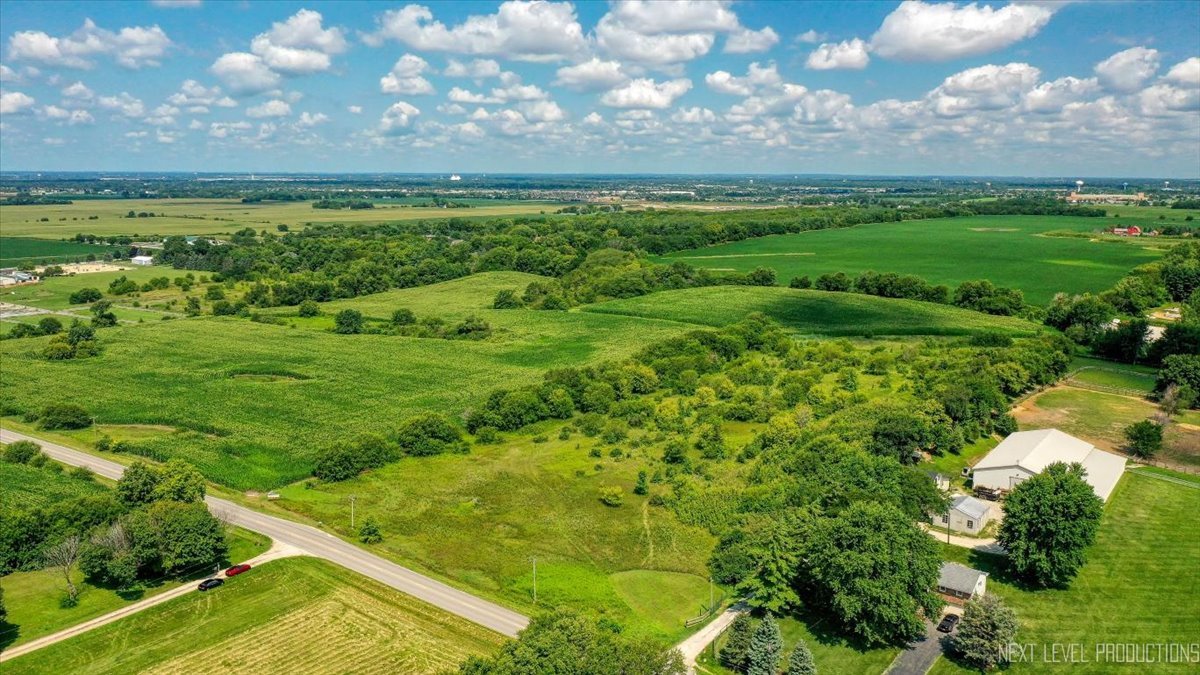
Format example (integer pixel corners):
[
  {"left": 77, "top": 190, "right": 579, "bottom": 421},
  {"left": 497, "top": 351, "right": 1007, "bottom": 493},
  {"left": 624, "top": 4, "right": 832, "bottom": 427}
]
[
  {"left": 935, "top": 494, "right": 995, "bottom": 535},
  {"left": 972, "top": 429, "right": 1126, "bottom": 501},
  {"left": 1066, "top": 191, "right": 1146, "bottom": 204},
  {"left": 0, "top": 269, "right": 39, "bottom": 286},
  {"left": 1109, "top": 225, "right": 1143, "bottom": 236},
  {"left": 938, "top": 562, "right": 987, "bottom": 604}
]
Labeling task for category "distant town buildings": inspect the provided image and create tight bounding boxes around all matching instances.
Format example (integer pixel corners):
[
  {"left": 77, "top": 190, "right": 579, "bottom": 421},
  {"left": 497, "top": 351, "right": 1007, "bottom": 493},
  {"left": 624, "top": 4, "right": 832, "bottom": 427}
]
[
  {"left": 1066, "top": 191, "right": 1146, "bottom": 204},
  {"left": 0, "top": 269, "right": 39, "bottom": 286}
]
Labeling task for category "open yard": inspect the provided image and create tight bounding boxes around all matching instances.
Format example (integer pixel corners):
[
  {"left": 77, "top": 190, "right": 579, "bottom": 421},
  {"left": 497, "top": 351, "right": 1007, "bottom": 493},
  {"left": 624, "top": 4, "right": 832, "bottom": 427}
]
[
  {"left": 4, "top": 556, "right": 504, "bottom": 674},
  {"left": 933, "top": 470, "right": 1200, "bottom": 673},
  {"left": 654, "top": 215, "right": 1166, "bottom": 305},
  {"left": 583, "top": 285, "right": 1042, "bottom": 337},
  {"left": 0, "top": 198, "right": 562, "bottom": 239},
  {"left": 695, "top": 610, "right": 899, "bottom": 675}
]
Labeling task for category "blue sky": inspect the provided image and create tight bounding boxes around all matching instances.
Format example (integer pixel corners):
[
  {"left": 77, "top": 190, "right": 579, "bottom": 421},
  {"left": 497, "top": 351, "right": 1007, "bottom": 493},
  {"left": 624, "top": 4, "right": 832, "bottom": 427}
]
[{"left": 1, "top": 1, "right": 1197, "bottom": 176}]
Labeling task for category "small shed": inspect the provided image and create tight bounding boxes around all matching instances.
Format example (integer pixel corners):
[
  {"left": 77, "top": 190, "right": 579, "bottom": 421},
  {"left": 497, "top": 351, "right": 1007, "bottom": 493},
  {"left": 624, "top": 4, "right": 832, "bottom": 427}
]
[
  {"left": 938, "top": 562, "right": 987, "bottom": 604},
  {"left": 935, "top": 494, "right": 995, "bottom": 535},
  {"left": 131, "top": 255, "right": 155, "bottom": 266}
]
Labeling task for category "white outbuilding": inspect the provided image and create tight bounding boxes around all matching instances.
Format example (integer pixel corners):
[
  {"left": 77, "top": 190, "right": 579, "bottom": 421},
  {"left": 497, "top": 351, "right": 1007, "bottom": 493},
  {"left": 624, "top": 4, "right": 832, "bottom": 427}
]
[
  {"left": 972, "top": 429, "right": 1126, "bottom": 501},
  {"left": 131, "top": 255, "right": 155, "bottom": 266},
  {"left": 935, "top": 494, "right": 995, "bottom": 535}
]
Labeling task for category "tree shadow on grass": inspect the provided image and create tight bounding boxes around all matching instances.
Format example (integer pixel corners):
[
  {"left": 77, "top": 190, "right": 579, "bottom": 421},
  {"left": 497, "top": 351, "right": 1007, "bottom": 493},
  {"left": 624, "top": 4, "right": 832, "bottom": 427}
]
[
  {"left": 963, "top": 549, "right": 1064, "bottom": 593},
  {"left": 775, "top": 603, "right": 885, "bottom": 654},
  {"left": 0, "top": 621, "right": 20, "bottom": 654}
]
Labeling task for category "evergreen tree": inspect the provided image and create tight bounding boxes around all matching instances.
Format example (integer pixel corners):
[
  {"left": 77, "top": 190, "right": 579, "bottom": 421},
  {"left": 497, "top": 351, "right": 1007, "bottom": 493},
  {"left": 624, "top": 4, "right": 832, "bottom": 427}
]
[
  {"left": 787, "top": 639, "right": 816, "bottom": 675},
  {"left": 720, "top": 613, "right": 754, "bottom": 672},
  {"left": 951, "top": 593, "right": 1018, "bottom": 670},
  {"left": 634, "top": 470, "right": 649, "bottom": 495},
  {"left": 747, "top": 613, "right": 782, "bottom": 675}
]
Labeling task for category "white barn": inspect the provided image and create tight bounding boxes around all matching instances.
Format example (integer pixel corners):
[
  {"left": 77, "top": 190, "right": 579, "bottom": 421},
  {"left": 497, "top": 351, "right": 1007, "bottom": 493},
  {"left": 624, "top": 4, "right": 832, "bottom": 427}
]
[
  {"left": 972, "top": 429, "right": 1126, "bottom": 501},
  {"left": 131, "top": 255, "right": 155, "bottom": 266}
]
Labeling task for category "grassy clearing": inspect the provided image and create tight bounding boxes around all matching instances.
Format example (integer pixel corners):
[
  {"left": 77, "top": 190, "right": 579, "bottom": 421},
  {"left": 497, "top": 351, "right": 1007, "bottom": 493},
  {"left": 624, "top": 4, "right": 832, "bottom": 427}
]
[
  {"left": 273, "top": 424, "right": 721, "bottom": 642},
  {"left": 583, "top": 286, "right": 1042, "bottom": 337},
  {"left": 932, "top": 471, "right": 1200, "bottom": 674},
  {"left": 0, "top": 198, "right": 561, "bottom": 239},
  {"left": 0, "top": 274, "right": 690, "bottom": 490},
  {"left": 654, "top": 215, "right": 1166, "bottom": 305},
  {"left": 1066, "top": 356, "right": 1158, "bottom": 394},
  {"left": 0, "top": 528, "right": 268, "bottom": 650},
  {"left": 919, "top": 436, "right": 999, "bottom": 489},
  {"left": 6, "top": 556, "right": 504, "bottom": 674},
  {"left": 1014, "top": 387, "right": 1200, "bottom": 466},
  {"left": 695, "top": 611, "right": 899, "bottom": 675},
  {"left": 0, "top": 238, "right": 117, "bottom": 267}
]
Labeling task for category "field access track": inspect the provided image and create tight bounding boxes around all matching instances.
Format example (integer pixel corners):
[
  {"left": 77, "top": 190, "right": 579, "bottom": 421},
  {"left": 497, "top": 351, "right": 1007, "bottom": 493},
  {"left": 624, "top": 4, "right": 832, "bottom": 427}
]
[{"left": 0, "top": 428, "right": 530, "bottom": 639}]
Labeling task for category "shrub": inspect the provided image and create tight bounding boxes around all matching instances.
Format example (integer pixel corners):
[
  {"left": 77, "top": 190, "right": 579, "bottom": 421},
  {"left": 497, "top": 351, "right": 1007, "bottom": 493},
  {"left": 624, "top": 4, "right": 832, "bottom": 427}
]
[
  {"left": 38, "top": 403, "right": 92, "bottom": 430},
  {"left": 313, "top": 435, "right": 399, "bottom": 481},
  {"left": 1123, "top": 419, "right": 1163, "bottom": 458},
  {"left": 359, "top": 518, "right": 383, "bottom": 544},
  {"left": 333, "top": 309, "right": 364, "bottom": 334},
  {"left": 297, "top": 300, "right": 320, "bottom": 317},
  {"left": 68, "top": 288, "right": 102, "bottom": 304},
  {"left": 493, "top": 289, "right": 523, "bottom": 309},
  {"left": 395, "top": 413, "right": 468, "bottom": 456},
  {"left": 475, "top": 426, "right": 500, "bottom": 444},
  {"left": 599, "top": 486, "right": 623, "bottom": 507},
  {"left": 391, "top": 308, "right": 416, "bottom": 326},
  {"left": 2, "top": 440, "right": 41, "bottom": 464}
]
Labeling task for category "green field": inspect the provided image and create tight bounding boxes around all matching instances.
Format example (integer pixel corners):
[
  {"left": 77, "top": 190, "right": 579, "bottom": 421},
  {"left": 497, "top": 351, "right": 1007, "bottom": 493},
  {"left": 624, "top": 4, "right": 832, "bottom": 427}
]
[
  {"left": 933, "top": 471, "right": 1200, "bottom": 674},
  {"left": 0, "top": 238, "right": 117, "bottom": 267},
  {"left": 5, "top": 556, "right": 504, "bottom": 674},
  {"left": 1065, "top": 356, "right": 1159, "bottom": 395},
  {"left": 655, "top": 215, "right": 1167, "bottom": 305},
  {"left": 583, "top": 285, "right": 1042, "bottom": 337},
  {"left": 0, "top": 460, "right": 108, "bottom": 509},
  {"left": 0, "top": 198, "right": 562, "bottom": 239},
  {"left": 0, "top": 274, "right": 691, "bottom": 490}
]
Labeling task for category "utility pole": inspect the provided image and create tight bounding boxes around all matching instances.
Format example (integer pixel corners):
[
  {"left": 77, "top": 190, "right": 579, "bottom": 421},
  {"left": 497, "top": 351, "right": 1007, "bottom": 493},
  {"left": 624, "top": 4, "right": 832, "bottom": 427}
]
[{"left": 349, "top": 495, "right": 357, "bottom": 530}]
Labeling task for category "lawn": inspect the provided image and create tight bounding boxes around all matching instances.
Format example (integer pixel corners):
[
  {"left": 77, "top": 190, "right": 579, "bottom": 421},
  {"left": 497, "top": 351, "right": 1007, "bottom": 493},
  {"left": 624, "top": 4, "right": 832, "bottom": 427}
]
[
  {"left": 695, "top": 611, "right": 899, "bottom": 675},
  {"left": 1066, "top": 356, "right": 1158, "bottom": 395},
  {"left": 654, "top": 215, "right": 1166, "bottom": 305},
  {"left": 271, "top": 423, "right": 721, "bottom": 642},
  {"left": 583, "top": 285, "right": 1042, "bottom": 337},
  {"left": 0, "top": 238, "right": 118, "bottom": 267},
  {"left": 0, "top": 274, "right": 691, "bottom": 490},
  {"left": 0, "top": 198, "right": 562, "bottom": 239},
  {"left": 932, "top": 471, "right": 1200, "bottom": 673},
  {"left": 0, "top": 528, "right": 269, "bottom": 650},
  {"left": 4, "top": 556, "right": 505, "bottom": 674}
]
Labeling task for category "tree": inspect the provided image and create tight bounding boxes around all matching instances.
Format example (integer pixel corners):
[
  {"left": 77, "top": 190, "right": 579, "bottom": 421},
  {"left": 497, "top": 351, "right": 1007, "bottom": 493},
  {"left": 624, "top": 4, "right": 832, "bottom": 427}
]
[
  {"left": 721, "top": 613, "right": 755, "bottom": 672},
  {"left": 391, "top": 308, "right": 416, "bottom": 325},
  {"left": 747, "top": 267, "right": 777, "bottom": 287},
  {"left": 997, "top": 462, "right": 1103, "bottom": 588},
  {"left": 662, "top": 439, "right": 687, "bottom": 464},
  {"left": 297, "top": 300, "right": 320, "bottom": 317},
  {"left": 1157, "top": 355, "right": 1200, "bottom": 407},
  {"left": 951, "top": 593, "right": 1018, "bottom": 670},
  {"left": 333, "top": 309, "right": 364, "bottom": 334},
  {"left": 145, "top": 500, "right": 227, "bottom": 574},
  {"left": 747, "top": 613, "right": 782, "bottom": 675},
  {"left": 0, "top": 582, "right": 6, "bottom": 623},
  {"left": 696, "top": 422, "right": 727, "bottom": 460},
  {"left": 38, "top": 403, "right": 92, "bottom": 430},
  {"left": 458, "top": 610, "right": 686, "bottom": 675},
  {"left": 796, "top": 501, "right": 943, "bottom": 646},
  {"left": 68, "top": 287, "right": 102, "bottom": 304},
  {"left": 43, "top": 534, "right": 83, "bottom": 605},
  {"left": 1124, "top": 419, "right": 1163, "bottom": 458},
  {"left": 493, "top": 289, "right": 523, "bottom": 309},
  {"left": 359, "top": 517, "right": 382, "bottom": 543},
  {"left": 117, "top": 461, "right": 162, "bottom": 507},
  {"left": 37, "top": 316, "right": 63, "bottom": 335},
  {"left": 154, "top": 459, "right": 206, "bottom": 502},
  {"left": 2, "top": 440, "right": 41, "bottom": 464},
  {"left": 787, "top": 639, "right": 816, "bottom": 675},
  {"left": 735, "top": 512, "right": 805, "bottom": 614},
  {"left": 634, "top": 470, "right": 649, "bottom": 495}
]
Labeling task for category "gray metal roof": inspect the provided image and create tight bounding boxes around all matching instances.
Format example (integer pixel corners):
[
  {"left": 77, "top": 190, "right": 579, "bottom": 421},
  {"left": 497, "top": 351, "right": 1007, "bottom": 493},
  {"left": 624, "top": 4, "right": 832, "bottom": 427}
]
[
  {"left": 938, "top": 562, "right": 986, "bottom": 594},
  {"left": 950, "top": 494, "right": 991, "bottom": 521}
]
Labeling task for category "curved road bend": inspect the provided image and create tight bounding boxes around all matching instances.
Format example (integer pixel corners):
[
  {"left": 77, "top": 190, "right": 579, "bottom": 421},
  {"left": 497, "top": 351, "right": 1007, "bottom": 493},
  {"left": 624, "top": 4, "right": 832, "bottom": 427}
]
[{"left": 0, "top": 428, "right": 530, "bottom": 638}]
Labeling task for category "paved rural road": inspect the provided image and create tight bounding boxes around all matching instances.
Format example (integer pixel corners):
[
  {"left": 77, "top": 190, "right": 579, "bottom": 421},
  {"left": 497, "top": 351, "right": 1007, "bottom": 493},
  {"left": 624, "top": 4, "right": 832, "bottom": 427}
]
[{"left": 0, "top": 428, "right": 530, "bottom": 639}]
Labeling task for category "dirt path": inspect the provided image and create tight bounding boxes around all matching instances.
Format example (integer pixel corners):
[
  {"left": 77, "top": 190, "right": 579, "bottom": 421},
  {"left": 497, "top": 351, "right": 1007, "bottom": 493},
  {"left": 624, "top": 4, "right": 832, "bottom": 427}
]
[
  {"left": 0, "top": 542, "right": 302, "bottom": 663},
  {"left": 640, "top": 501, "right": 656, "bottom": 567},
  {"left": 675, "top": 601, "right": 749, "bottom": 674},
  {"left": 920, "top": 524, "right": 1006, "bottom": 556}
]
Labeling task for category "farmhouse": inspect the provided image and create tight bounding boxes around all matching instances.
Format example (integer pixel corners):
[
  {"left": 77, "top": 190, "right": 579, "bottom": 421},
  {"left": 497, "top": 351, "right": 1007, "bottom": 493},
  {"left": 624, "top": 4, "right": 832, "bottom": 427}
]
[
  {"left": 972, "top": 429, "right": 1126, "bottom": 501},
  {"left": 1109, "top": 225, "right": 1142, "bottom": 236},
  {"left": 938, "top": 562, "right": 987, "bottom": 603},
  {"left": 934, "top": 494, "right": 995, "bottom": 535},
  {"left": 131, "top": 255, "right": 155, "bottom": 266}
]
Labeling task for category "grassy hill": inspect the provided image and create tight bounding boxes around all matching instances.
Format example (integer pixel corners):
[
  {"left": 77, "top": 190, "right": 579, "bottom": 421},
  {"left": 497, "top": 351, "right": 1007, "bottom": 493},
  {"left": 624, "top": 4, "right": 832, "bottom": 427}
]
[
  {"left": 653, "top": 215, "right": 1167, "bottom": 305},
  {"left": 583, "top": 285, "right": 1042, "bottom": 337},
  {"left": 7, "top": 557, "right": 504, "bottom": 675}
]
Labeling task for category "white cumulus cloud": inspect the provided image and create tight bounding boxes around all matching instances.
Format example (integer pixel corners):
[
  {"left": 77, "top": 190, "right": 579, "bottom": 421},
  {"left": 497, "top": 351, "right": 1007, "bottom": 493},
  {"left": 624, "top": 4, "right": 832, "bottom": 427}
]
[
  {"left": 246, "top": 99, "right": 291, "bottom": 118},
  {"left": 870, "top": 0, "right": 1054, "bottom": 62},
  {"left": 554, "top": 58, "right": 628, "bottom": 92},
  {"left": 380, "top": 54, "right": 434, "bottom": 95},
  {"left": 806, "top": 39, "right": 870, "bottom": 70},
  {"left": 7, "top": 19, "right": 172, "bottom": 69},
  {"left": 1095, "top": 47, "right": 1160, "bottom": 93},
  {"left": 601, "top": 78, "right": 692, "bottom": 109},
  {"left": 379, "top": 100, "right": 420, "bottom": 134},
  {"left": 1, "top": 90, "right": 36, "bottom": 114}
]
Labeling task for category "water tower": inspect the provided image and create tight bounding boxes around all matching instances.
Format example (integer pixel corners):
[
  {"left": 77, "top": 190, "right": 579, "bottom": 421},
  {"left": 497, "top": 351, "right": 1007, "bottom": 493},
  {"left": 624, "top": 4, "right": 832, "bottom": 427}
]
[{"left": 1075, "top": 179, "right": 1084, "bottom": 193}]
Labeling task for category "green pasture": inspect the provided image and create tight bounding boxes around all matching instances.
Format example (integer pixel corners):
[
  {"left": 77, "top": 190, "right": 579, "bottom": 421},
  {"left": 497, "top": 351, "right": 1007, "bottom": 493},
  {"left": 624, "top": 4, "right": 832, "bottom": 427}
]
[
  {"left": 933, "top": 471, "right": 1200, "bottom": 674},
  {"left": 0, "top": 198, "right": 562, "bottom": 239},
  {"left": 583, "top": 285, "right": 1042, "bottom": 337},
  {"left": 654, "top": 215, "right": 1166, "bottom": 305},
  {"left": 0, "top": 460, "right": 108, "bottom": 509},
  {"left": 0, "top": 238, "right": 117, "bottom": 267},
  {"left": 5, "top": 556, "right": 504, "bottom": 674}
]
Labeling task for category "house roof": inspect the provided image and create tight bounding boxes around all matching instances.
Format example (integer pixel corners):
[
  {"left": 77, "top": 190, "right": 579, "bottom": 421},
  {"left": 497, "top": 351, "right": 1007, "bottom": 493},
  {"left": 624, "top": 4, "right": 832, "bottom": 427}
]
[
  {"left": 950, "top": 494, "right": 991, "bottom": 521},
  {"left": 974, "top": 429, "right": 1127, "bottom": 501},
  {"left": 938, "top": 562, "right": 986, "bottom": 594}
]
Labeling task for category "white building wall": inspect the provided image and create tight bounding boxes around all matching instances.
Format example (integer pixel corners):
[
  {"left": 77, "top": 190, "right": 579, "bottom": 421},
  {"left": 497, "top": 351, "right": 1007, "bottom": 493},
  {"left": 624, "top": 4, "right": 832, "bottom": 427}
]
[{"left": 973, "top": 466, "right": 1033, "bottom": 491}]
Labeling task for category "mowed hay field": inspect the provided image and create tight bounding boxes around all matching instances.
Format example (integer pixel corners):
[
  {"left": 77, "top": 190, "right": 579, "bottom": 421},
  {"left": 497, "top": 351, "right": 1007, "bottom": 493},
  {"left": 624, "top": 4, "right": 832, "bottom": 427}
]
[
  {"left": 0, "top": 198, "right": 561, "bottom": 239},
  {"left": 583, "top": 285, "right": 1043, "bottom": 336},
  {"left": 654, "top": 215, "right": 1169, "bottom": 305},
  {"left": 0, "top": 274, "right": 690, "bottom": 489},
  {"left": 9, "top": 557, "right": 505, "bottom": 675},
  {"left": 933, "top": 471, "right": 1200, "bottom": 674}
]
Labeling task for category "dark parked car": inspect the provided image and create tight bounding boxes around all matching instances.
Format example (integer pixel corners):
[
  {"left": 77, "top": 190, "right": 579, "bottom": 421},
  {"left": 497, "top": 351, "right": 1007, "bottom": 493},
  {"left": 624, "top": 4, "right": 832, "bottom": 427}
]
[
  {"left": 225, "top": 564, "right": 252, "bottom": 577},
  {"left": 198, "top": 578, "right": 224, "bottom": 591},
  {"left": 936, "top": 614, "right": 961, "bottom": 633}
]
